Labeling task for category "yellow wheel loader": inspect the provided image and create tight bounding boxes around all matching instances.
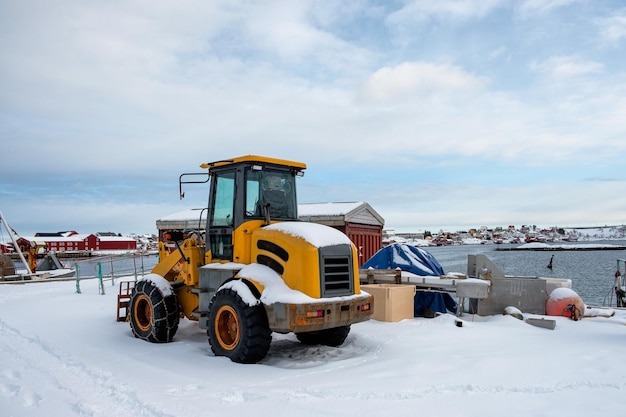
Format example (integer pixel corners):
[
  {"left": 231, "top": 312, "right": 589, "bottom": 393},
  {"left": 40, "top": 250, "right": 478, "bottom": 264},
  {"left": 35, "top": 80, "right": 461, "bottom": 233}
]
[{"left": 123, "top": 155, "right": 373, "bottom": 363}]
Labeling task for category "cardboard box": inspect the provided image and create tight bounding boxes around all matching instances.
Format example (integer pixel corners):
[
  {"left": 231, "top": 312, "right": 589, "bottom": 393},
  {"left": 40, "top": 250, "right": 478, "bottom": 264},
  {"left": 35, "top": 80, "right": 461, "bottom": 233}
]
[{"left": 361, "top": 284, "right": 416, "bottom": 322}]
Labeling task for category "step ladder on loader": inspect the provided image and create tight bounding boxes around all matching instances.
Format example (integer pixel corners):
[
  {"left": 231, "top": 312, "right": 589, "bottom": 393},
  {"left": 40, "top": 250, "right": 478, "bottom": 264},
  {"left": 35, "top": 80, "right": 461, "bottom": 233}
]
[{"left": 117, "top": 280, "right": 135, "bottom": 322}]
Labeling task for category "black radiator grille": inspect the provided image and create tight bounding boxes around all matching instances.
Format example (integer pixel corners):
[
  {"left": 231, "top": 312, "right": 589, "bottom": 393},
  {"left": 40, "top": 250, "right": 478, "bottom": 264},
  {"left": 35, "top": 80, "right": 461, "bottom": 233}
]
[{"left": 320, "top": 245, "right": 353, "bottom": 297}]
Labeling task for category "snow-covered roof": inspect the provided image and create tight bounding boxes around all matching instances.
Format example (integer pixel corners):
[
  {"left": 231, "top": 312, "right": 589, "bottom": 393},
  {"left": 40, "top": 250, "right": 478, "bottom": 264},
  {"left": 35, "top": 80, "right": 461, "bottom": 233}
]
[
  {"left": 156, "top": 209, "right": 208, "bottom": 230},
  {"left": 19, "top": 234, "right": 89, "bottom": 242},
  {"left": 158, "top": 209, "right": 207, "bottom": 222},
  {"left": 298, "top": 201, "right": 384, "bottom": 227},
  {"left": 298, "top": 202, "right": 365, "bottom": 216}
]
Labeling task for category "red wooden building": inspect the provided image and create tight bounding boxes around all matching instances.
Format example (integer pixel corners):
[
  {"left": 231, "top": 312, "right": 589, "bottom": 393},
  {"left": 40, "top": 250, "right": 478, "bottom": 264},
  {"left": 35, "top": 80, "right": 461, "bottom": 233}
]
[
  {"left": 298, "top": 201, "right": 385, "bottom": 266},
  {"left": 28, "top": 233, "right": 137, "bottom": 252},
  {"left": 0, "top": 243, "right": 11, "bottom": 254}
]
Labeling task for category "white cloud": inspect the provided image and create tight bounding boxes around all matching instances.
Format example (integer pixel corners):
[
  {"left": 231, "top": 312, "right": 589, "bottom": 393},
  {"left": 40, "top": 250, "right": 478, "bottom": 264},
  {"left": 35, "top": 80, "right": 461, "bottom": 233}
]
[
  {"left": 518, "top": 0, "right": 587, "bottom": 16},
  {"left": 597, "top": 8, "right": 626, "bottom": 45},
  {"left": 1, "top": 1, "right": 626, "bottom": 233},
  {"left": 241, "top": 2, "right": 337, "bottom": 57},
  {"left": 214, "top": 0, "right": 375, "bottom": 73},
  {"left": 489, "top": 46, "right": 508, "bottom": 60},
  {"left": 360, "top": 62, "right": 487, "bottom": 102},
  {"left": 530, "top": 56, "right": 604, "bottom": 77},
  {"left": 378, "top": 179, "right": 626, "bottom": 231},
  {"left": 390, "top": 0, "right": 505, "bottom": 21}
]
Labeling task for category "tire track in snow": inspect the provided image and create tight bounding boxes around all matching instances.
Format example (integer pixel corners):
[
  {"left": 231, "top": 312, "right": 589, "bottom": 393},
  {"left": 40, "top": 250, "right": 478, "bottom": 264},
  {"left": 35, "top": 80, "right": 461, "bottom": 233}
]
[
  {"left": 214, "top": 379, "right": 626, "bottom": 406},
  {"left": 0, "top": 318, "right": 176, "bottom": 417}
]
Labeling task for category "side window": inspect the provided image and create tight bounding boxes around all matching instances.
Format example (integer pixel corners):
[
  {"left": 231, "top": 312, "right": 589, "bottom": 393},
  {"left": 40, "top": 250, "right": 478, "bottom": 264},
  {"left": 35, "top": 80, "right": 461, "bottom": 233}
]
[{"left": 210, "top": 172, "right": 235, "bottom": 227}]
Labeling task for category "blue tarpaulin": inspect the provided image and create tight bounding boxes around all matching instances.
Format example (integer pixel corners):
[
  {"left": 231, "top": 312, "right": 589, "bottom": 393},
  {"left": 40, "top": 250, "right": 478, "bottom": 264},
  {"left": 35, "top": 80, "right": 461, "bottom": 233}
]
[
  {"left": 414, "top": 291, "right": 458, "bottom": 317},
  {"left": 362, "top": 243, "right": 445, "bottom": 276},
  {"left": 362, "top": 243, "right": 456, "bottom": 317}
]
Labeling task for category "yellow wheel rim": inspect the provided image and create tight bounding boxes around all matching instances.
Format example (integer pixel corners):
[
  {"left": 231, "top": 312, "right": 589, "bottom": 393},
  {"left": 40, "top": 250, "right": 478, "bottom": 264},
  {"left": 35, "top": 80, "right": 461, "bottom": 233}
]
[
  {"left": 134, "top": 294, "right": 153, "bottom": 332},
  {"left": 215, "top": 305, "right": 240, "bottom": 350}
]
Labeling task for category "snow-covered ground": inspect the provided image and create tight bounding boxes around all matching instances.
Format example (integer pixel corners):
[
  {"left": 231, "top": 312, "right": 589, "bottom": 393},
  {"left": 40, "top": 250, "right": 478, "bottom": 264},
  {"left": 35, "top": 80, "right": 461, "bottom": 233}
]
[{"left": 1, "top": 277, "right": 625, "bottom": 417}]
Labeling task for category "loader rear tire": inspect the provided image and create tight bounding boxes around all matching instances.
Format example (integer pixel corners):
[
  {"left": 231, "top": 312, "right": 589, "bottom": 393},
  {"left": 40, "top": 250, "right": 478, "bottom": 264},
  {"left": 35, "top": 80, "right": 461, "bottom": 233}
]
[
  {"left": 129, "top": 279, "right": 179, "bottom": 343},
  {"left": 296, "top": 325, "right": 350, "bottom": 347},
  {"left": 207, "top": 288, "right": 271, "bottom": 364}
]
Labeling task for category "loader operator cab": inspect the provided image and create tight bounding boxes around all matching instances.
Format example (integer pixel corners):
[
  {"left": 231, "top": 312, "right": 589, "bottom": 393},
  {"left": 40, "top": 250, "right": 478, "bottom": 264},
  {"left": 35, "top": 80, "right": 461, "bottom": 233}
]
[{"left": 203, "top": 157, "right": 304, "bottom": 261}]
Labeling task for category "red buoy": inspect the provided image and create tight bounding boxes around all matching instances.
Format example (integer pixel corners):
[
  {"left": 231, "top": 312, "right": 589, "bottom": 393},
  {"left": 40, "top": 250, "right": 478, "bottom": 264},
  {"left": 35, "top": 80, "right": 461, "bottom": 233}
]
[{"left": 546, "top": 288, "right": 584, "bottom": 320}]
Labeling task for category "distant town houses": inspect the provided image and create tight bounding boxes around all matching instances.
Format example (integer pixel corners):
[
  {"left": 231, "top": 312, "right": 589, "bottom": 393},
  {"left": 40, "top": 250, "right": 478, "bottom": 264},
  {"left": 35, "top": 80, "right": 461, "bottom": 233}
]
[
  {"left": 2, "top": 222, "right": 623, "bottom": 258},
  {"left": 383, "top": 225, "right": 626, "bottom": 247},
  {"left": 0, "top": 231, "right": 159, "bottom": 255}
]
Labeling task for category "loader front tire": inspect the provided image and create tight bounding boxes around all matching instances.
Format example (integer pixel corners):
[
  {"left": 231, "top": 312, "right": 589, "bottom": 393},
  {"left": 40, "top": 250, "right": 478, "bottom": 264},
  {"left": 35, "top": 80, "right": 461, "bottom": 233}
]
[
  {"left": 207, "top": 288, "right": 271, "bottom": 364},
  {"left": 129, "top": 279, "right": 179, "bottom": 343},
  {"left": 296, "top": 325, "right": 350, "bottom": 347}
]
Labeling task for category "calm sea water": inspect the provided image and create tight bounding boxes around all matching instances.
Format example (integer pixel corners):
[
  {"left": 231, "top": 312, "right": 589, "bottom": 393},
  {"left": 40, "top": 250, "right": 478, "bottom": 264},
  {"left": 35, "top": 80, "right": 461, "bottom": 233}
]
[
  {"left": 71, "top": 253, "right": 160, "bottom": 279},
  {"left": 425, "top": 241, "right": 626, "bottom": 307},
  {"left": 15, "top": 243, "right": 626, "bottom": 307},
  {"left": 13, "top": 253, "right": 160, "bottom": 281}
]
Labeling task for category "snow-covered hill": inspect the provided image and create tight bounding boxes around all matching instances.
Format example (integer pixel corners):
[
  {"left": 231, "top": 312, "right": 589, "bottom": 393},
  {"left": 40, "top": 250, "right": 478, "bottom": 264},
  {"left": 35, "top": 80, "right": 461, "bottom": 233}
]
[{"left": 565, "top": 225, "right": 626, "bottom": 240}]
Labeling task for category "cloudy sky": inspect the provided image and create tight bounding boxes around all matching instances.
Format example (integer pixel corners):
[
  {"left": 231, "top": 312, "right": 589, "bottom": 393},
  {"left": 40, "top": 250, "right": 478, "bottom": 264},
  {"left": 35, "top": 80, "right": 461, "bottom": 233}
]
[{"left": 1, "top": 0, "right": 625, "bottom": 236}]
